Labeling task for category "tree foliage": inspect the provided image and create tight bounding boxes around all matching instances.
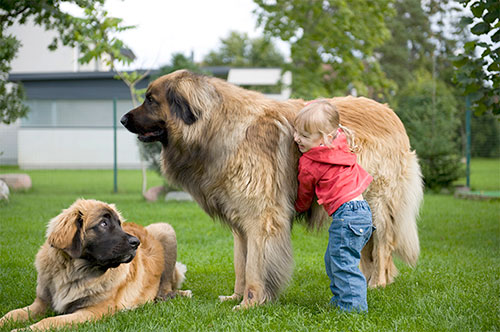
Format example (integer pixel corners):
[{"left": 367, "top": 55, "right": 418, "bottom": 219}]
[
  {"left": 203, "top": 31, "right": 285, "bottom": 68},
  {"left": 377, "top": 0, "right": 463, "bottom": 93},
  {"left": 254, "top": 0, "right": 394, "bottom": 100},
  {"left": 453, "top": 0, "right": 500, "bottom": 115},
  {"left": 161, "top": 53, "right": 207, "bottom": 75},
  {"left": 396, "top": 71, "right": 464, "bottom": 191},
  {"left": 0, "top": 0, "right": 133, "bottom": 124},
  {"left": 377, "top": 0, "right": 433, "bottom": 90},
  {"left": 0, "top": 32, "right": 27, "bottom": 124},
  {"left": 203, "top": 31, "right": 286, "bottom": 94}
]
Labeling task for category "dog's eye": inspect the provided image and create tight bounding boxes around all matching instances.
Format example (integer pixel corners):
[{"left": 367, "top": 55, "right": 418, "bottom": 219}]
[
  {"left": 147, "top": 94, "right": 154, "bottom": 103},
  {"left": 100, "top": 220, "right": 108, "bottom": 228}
]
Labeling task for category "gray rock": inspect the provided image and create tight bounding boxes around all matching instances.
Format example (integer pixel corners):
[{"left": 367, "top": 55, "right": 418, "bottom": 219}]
[
  {"left": 143, "top": 185, "right": 166, "bottom": 202},
  {"left": 165, "top": 191, "right": 193, "bottom": 202},
  {"left": 0, "top": 180, "right": 9, "bottom": 200},
  {"left": 0, "top": 173, "right": 32, "bottom": 190}
]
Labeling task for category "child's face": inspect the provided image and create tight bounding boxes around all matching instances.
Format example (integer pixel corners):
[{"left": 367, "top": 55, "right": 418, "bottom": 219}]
[{"left": 294, "top": 129, "right": 323, "bottom": 153}]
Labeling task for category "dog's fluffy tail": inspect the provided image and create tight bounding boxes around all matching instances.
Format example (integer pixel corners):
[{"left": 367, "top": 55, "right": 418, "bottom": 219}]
[
  {"left": 394, "top": 151, "right": 423, "bottom": 266},
  {"left": 173, "top": 262, "right": 187, "bottom": 289},
  {"left": 262, "top": 228, "right": 294, "bottom": 301}
]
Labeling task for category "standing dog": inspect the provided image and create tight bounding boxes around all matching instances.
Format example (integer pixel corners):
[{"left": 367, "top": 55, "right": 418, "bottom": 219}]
[
  {"left": 121, "top": 70, "right": 423, "bottom": 309},
  {"left": 0, "top": 199, "right": 191, "bottom": 331}
]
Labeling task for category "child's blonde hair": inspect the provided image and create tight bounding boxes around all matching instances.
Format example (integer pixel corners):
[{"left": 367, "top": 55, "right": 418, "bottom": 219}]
[{"left": 294, "top": 99, "right": 357, "bottom": 151}]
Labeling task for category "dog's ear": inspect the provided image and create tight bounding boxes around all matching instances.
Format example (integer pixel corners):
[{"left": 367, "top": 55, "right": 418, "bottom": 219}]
[
  {"left": 165, "top": 86, "right": 198, "bottom": 125},
  {"left": 47, "top": 208, "right": 84, "bottom": 258},
  {"left": 165, "top": 72, "right": 221, "bottom": 125}
]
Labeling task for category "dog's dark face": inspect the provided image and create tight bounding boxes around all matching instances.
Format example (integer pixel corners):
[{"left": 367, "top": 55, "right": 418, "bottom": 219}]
[
  {"left": 80, "top": 209, "right": 139, "bottom": 269},
  {"left": 120, "top": 70, "right": 201, "bottom": 145},
  {"left": 47, "top": 199, "right": 140, "bottom": 271}
]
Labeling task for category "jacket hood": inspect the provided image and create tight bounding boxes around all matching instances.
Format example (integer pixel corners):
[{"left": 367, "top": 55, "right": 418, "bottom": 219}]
[{"left": 302, "top": 133, "right": 356, "bottom": 166}]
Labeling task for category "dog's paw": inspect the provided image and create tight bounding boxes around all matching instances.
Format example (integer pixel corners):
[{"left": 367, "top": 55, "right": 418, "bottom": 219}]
[
  {"left": 155, "top": 292, "right": 177, "bottom": 302},
  {"left": 218, "top": 293, "right": 242, "bottom": 302},
  {"left": 178, "top": 290, "right": 192, "bottom": 298},
  {"left": 231, "top": 301, "right": 257, "bottom": 311}
]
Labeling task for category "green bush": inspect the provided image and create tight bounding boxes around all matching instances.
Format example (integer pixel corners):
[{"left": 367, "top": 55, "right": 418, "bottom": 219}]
[
  {"left": 396, "top": 72, "right": 464, "bottom": 191},
  {"left": 137, "top": 138, "right": 163, "bottom": 175}
]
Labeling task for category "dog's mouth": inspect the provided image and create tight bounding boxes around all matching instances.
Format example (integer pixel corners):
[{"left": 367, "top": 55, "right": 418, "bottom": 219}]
[
  {"left": 138, "top": 129, "right": 165, "bottom": 142},
  {"left": 121, "top": 253, "right": 136, "bottom": 264},
  {"left": 101, "top": 251, "right": 136, "bottom": 269},
  {"left": 86, "top": 248, "right": 137, "bottom": 270}
]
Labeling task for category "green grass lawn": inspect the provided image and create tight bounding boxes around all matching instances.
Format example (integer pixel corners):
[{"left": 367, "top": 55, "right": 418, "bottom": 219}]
[
  {"left": 0, "top": 161, "right": 499, "bottom": 331},
  {"left": 455, "top": 158, "right": 500, "bottom": 192}
]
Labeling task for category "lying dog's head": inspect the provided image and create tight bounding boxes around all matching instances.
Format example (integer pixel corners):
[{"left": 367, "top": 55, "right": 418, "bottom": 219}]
[
  {"left": 120, "top": 70, "right": 221, "bottom": 145},
  {"left": 46, "top": 199, "right": 140, "bottom": 270}
]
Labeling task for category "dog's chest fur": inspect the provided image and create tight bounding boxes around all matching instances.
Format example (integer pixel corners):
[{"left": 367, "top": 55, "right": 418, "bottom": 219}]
[
  {"left": 161, "top": 110, "right": 299, "bottom": 230},
  {"left": 35, "top": 245, "right": 128, "bottom": 314}
]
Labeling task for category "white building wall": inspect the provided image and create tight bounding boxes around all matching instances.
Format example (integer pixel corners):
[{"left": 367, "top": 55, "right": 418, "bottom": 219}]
[
  {"left": 0, "top": 120, "right": 20, "bottom": 165},
  {"left": 18, "top": 128, "right": 141, "bottom": 169},
  {"left": 8, "top": 20, "right": 107, "bottom": 73},
  {"left": 1, "top": 20, "right": 115, "bottom": 168}
]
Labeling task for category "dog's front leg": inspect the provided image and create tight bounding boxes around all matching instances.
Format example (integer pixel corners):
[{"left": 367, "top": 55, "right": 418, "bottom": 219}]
[
  {"left": 0, "top": 297, "right": 48, "bottom": 327},
  {"left": 22, "top": 305, "right": 112, "bottom": 331},
  {"left": 232, "top": 231, "right": 266, "bottom": 310},
  {"left": 219, "top": 231, "right": 246, "bottom": 302},
  {"left": 232, "top": 214, "right": 293, "bottom": 310}
]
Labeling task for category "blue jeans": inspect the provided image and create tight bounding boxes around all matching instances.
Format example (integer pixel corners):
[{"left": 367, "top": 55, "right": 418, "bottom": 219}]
[{"left": 324, "top": 200, "right": 373, "bottom": 312}]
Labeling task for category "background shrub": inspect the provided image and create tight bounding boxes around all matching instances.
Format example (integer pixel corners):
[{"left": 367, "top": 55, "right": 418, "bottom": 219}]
[{"left": 396, "top": 71, "right": 464, "bottom": 191}]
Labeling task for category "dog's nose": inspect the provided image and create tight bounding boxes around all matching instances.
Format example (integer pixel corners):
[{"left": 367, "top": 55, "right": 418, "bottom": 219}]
[
  {"left": 120, "top": 114, "right": 129, "bottom": 127},
  {"left": 128, "top": 235, "right": 140, "bottom": 249}
]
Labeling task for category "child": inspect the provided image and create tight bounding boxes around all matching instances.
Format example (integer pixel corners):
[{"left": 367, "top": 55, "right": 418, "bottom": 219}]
[{"left": 293, "top": 99, "right": 374, "bottom": 312}]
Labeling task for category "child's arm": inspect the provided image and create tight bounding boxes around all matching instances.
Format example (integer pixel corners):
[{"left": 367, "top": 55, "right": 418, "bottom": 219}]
[{"left": 294, "top": 168, "right": 316, "bottom": 213}]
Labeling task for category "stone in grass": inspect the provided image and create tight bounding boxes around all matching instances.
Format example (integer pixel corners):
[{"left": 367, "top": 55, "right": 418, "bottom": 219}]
[
  {"left": 0, "top": 173, "right": 32, "bottom": 191},
  {"left": 0, "top": 180, "right": 9, "bottom": 200},
  {"left": 143, "top": 185, "right": 166, "bottom": 202},
  {"left": 165, "top": 191, "right": 193, "bottom": 202}
]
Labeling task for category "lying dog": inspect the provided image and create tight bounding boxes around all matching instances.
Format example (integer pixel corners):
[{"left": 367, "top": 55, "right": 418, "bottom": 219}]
[{"left": 0, "top": 199, "right": 191, "bottom": 331}]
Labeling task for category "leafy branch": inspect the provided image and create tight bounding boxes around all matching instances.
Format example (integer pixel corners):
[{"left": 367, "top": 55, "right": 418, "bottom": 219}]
[{"left": 453, "top": 0, "right": 499, "bottom": 115}]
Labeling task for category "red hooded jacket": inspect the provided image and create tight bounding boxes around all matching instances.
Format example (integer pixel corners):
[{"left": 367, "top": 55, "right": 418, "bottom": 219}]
[{"left": 294, "top": 131, "right": 373, "bottom": 216}]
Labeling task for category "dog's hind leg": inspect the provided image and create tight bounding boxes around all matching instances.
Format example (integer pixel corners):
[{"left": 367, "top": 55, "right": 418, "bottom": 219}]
[
  {"left": 219, "top": 230, "right": 246, "bottom": 302},
  {"left": 0, "top": 297, "right": 48, "bottom": 327},
  {"left": 361, "top": 194, "right": 397, "bottom": 288},
  {"left": 361, "top": 152, "right": 422, "bottom": 288},
  {"left": 360, "top": 235, "right": 374, "bottom": 285},
  {"left": 145, "top": 223, "right": 178, "bottom": 299}
]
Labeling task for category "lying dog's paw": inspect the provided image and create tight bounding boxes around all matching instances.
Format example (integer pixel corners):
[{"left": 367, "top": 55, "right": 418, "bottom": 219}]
[
  {"left": 155, "top": 292, "right": 177, "bottom": 302},
  {"left": 156, "top": 290, "right": 192, "bottom": 302}
]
